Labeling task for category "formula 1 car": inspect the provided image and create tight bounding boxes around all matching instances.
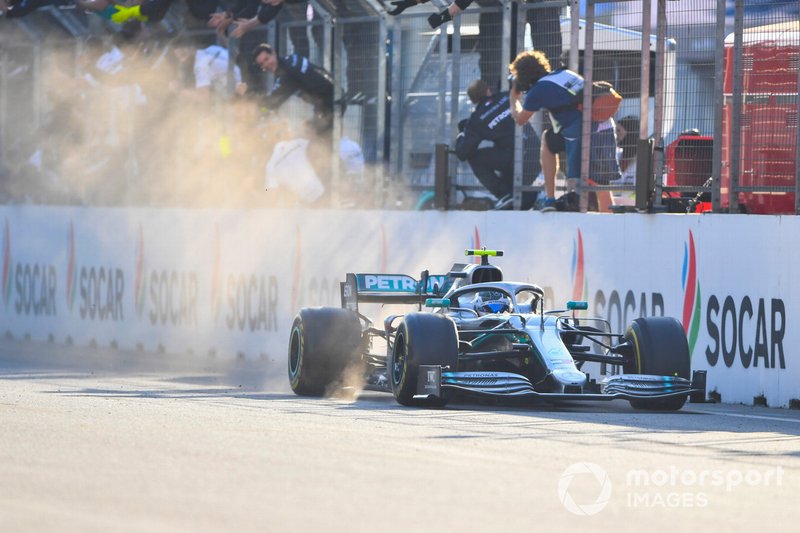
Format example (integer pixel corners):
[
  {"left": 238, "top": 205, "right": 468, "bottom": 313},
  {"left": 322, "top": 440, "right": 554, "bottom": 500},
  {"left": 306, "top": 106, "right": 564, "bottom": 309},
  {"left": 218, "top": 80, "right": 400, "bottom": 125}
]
[{"left": 287, "top": 249, "right": 707, "bottom": 410}]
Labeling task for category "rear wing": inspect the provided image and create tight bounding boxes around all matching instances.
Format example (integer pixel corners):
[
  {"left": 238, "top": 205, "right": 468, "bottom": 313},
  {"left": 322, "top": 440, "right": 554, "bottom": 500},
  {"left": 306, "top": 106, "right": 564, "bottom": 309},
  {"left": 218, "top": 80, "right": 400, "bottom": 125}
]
[{"left": 340, "top": 272, "right": 449, "bottom": 313}]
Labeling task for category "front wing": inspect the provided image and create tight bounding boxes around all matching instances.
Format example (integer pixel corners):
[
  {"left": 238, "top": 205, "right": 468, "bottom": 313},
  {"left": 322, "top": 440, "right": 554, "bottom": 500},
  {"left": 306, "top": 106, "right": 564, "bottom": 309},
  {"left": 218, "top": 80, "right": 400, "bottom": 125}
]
[{"left": 417, "top": 367, "right": 707, "bottom": 403}]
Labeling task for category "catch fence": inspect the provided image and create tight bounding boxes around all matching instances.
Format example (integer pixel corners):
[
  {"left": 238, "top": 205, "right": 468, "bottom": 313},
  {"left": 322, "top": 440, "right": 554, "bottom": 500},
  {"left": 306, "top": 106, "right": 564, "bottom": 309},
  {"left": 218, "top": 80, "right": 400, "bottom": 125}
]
[{"left": 0, "top": 0, "right": 797, "bottom": 213}]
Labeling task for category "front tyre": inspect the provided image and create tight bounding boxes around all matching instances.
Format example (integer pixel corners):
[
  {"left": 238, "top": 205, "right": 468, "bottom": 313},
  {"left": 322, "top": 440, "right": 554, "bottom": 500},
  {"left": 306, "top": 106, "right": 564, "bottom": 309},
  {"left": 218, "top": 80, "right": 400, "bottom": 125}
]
[
  {"left": 288, "top": 307, "right": 363, "bottom": 397},
  {"left": 388, "top": 313, "right": 458, "bottom": 407},
  {"left": 623, "top": 317, "right": 691, "bottom": 411}
]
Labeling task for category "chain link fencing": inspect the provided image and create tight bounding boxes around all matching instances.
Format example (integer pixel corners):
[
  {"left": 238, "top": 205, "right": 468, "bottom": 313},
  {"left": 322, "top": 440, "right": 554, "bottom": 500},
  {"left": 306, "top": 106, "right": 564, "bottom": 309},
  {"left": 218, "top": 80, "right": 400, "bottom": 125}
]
[{"left": 0, "top": 0, "right": 798, "bottom": 213}]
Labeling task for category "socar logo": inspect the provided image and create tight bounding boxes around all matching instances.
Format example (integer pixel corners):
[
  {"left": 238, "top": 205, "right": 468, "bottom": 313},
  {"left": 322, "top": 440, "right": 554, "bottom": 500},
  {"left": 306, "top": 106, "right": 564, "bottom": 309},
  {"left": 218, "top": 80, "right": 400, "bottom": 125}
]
[
  {"left": 682, "top": 230, "right": 702, "bottom": 357},
  {"left": 571, "top": 229, "right": 586, "bottom": 301}
]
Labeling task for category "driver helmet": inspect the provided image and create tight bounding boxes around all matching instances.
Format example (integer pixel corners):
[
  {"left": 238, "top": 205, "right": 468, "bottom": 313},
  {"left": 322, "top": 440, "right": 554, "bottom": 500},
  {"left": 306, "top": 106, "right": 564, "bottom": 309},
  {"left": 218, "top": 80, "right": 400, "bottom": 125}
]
[{"left": 472, "top": 290, "right": 512, "bottom": 315}]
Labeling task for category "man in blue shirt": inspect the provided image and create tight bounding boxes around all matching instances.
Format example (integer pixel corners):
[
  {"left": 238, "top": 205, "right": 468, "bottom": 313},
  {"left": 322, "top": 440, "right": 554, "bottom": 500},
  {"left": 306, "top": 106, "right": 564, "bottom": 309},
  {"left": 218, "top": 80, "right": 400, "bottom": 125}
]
[{"left": 509, "top": 50, "right": 583, "bottom": 211}]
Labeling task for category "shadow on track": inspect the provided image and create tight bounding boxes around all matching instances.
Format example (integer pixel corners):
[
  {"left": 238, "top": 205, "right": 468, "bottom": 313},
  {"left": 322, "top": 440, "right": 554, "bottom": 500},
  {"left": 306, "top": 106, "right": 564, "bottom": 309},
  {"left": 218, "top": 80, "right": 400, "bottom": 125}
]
[{"left": 4, "top": 338, "right": 800, "bottom": 446}]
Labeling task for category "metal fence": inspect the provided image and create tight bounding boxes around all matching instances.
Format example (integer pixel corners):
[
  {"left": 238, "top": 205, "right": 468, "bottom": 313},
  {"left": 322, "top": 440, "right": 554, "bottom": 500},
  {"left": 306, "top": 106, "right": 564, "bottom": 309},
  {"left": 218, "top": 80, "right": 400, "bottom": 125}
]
[
  {"left": 334, "top": 5, "right": 387, "bottom": 208},
  {"left": 0, "top": 0, "right": 798, "bottom": 213},
  {"left": 269, "top": 0, "right": 386, "bottom": 207}
]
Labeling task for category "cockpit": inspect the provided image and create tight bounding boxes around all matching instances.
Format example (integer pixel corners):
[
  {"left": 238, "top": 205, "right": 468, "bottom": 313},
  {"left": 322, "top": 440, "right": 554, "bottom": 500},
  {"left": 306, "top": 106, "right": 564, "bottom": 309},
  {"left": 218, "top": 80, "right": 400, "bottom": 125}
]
[{"left": 449, "top": 285, "right": 542, "bottom": 316}]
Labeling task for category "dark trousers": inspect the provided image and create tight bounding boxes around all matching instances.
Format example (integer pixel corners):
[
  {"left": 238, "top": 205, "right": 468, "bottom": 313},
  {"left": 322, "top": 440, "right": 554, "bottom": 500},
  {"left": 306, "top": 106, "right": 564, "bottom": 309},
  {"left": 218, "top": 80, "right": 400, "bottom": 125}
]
[
  {"left": 468, "top": 138, "right": 539, "bottom": 209},
  {"left": 467, "top": 147, "right": 513, "bottom": 201}
]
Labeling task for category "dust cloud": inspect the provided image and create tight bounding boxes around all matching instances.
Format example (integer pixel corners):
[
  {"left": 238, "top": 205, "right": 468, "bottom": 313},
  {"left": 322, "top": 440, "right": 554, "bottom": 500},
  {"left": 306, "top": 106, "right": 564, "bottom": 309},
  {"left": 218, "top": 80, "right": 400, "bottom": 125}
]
[
  {"left": 1, "top": 36, "right": 380, "bottom": 210},
  {"left": 0, "top": 36, "right": 412, "bottom": 394}
]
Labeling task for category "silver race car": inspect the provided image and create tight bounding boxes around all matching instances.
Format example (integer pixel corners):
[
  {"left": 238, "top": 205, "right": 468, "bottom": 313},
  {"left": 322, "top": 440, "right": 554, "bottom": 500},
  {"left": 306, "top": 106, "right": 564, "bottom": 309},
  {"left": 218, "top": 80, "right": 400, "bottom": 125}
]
[{"left": 287, "top": 249, "right": 706, "bottom": 410}]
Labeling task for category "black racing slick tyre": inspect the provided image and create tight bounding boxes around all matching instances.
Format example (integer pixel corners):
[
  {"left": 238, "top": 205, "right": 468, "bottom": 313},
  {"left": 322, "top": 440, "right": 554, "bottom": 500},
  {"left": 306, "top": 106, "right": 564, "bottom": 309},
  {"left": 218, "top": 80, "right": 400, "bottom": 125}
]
[
  {"left": 388, "top": 313, "right": 459, "bottom": 407},
  {"left": 623, "top": 317, "right": 691, "bottom": 411},
  {"left": 288, "top": 307, "right": 363, "bottom": 397}
]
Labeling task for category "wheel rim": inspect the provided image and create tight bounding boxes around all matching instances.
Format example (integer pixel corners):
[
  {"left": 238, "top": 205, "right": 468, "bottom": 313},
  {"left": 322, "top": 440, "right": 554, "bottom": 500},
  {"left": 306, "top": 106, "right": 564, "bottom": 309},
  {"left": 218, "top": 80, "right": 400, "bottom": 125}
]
[
  {"left": 289, "top": 327, "right": 302, "bottom": 378},
  {"left": 392, "top": 334, "right": 406, "bottom": 386}
]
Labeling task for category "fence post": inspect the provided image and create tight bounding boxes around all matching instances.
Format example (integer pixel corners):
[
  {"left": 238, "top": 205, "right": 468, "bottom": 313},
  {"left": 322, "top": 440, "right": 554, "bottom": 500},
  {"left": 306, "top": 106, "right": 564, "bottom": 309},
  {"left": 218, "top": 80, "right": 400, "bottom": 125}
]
[
  {"left": 512, "top": 1, "right": 524, "bottom": 210},
  {"left": 569, "top": 0, "right": 580, "bottom": 210},
  {"left": 0, "top": 49, "right": 7, "bottom": 165},
  {"left": 796, "top": 30, "right": 800, "bottom": 215},
  {"left": 449, "top": 10, "right": 462, "bottom": 209},
  {"left": 450, "top": 12, "right": 461, "bottom": 143},
  {"left": 568, "top": 0, "right": 579, "bottom": 72},
  {"left": 634, "top": 0, "right": 652, "bottom": 211},
  {"left": 501, "top": 0, "right": 512, "bottom": 83},
  {"left": 578, "top": 0, "right": 595, "bottom": 213},
  {"left": 711, "top": 0, "right": 726, "bottom": 212},
  {"left": 434, "top": 143, "right": 450, "bottom": 209},
  {"left": 265, "top": 21, "right": 277, "bottom": 92},
  {"left": 226, "top": 37, "right": 239, "bottom": 99},
  {"left": 437, "top": 22, "right": 448, "bottom": 146},
  {"left": 652, "top": 0, "right": 667, "bottom": 210},
  {"left": 332, "top": 11, "right": 345, "bottom": 207},
  {"left": 310, "top": 0, "right": 333, "bottom": 72},
  {"left": 375, "top": 11, "right": 389, "bottom": 208},
  {"left": 277, "top": 15, "right": 288, "bottom": 53},
  {"left": 32, "top": 43, "right": 42, "bottom": 136},
  {"left": 729, "top": 0, "right": 744, "bottom": 213},
  {"left": 389, "top": 22, "right": 402, "bottom": 181}
]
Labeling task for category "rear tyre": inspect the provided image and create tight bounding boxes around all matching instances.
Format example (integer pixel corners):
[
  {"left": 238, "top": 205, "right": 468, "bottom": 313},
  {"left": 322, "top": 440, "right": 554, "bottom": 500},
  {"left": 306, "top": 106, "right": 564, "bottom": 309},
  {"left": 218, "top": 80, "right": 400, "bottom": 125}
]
[
  {"left": 388, "top": 313, "right": 458, "bottom": 407},
  {"left": 288, "top": 307, "right": 363, "bottom": 397},
  {"left": 623, "top": 317, "right": 691, "bottom": 411}
]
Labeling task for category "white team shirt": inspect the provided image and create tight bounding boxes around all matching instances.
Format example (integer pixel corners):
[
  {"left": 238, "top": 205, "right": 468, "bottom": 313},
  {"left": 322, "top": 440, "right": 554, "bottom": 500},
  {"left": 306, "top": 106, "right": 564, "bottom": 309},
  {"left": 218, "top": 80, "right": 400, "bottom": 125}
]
[{"left": 194, "top": 45, "right": 242, "bottom": 91}]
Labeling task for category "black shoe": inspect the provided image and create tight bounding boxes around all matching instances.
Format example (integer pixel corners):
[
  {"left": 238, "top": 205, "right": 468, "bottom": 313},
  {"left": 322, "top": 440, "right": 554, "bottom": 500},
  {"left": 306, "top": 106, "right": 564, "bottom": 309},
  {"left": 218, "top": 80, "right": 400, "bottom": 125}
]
[{"left": 494, "top": 194, "right": 513, "bottom": 210}]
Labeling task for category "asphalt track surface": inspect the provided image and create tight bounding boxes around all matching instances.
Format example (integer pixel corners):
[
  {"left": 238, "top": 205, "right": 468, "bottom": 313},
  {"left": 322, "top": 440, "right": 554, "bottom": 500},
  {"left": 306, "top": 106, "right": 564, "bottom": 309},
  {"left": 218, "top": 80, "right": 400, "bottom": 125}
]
[{"left": 2, "top": 339, "right": 799, "bottom": 532}]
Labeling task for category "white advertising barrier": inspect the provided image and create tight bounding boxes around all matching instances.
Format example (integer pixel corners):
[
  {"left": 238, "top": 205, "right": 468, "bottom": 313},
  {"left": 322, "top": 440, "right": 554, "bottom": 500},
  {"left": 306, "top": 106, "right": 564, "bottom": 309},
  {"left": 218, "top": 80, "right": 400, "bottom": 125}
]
[{"left": 1, "top": 206, "right": 797, "bottom": 407}]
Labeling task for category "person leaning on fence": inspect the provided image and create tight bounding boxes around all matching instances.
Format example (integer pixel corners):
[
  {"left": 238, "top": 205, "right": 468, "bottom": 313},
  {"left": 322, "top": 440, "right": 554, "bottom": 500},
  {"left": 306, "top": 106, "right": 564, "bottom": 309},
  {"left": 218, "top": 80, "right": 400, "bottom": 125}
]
[
  {"left": 508, "top": 50, "right": 617, "bottom": 212},
  {"left": 252, "top": 43, "right": 335, "bottom": 135},
  {"left": 253, "top": 43, "right": 337, "bottom": 203},
  {"left": 455, "top": 80, "right": 537, "bottom": 210}
]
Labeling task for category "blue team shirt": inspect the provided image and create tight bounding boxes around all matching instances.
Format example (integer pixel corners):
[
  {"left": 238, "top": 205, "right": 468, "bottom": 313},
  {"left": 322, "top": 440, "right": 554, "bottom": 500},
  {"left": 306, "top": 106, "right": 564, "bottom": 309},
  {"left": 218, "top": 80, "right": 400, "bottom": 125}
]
[{"left": 522, "top": 69, "right": 584, "bottom": 137}]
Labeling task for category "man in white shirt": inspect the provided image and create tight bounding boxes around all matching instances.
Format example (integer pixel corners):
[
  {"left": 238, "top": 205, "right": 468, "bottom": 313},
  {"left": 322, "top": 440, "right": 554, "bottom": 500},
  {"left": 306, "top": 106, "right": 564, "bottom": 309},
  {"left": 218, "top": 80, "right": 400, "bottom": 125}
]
[{"left": 193, "top": 44, "right": 247, "bottom": 96}]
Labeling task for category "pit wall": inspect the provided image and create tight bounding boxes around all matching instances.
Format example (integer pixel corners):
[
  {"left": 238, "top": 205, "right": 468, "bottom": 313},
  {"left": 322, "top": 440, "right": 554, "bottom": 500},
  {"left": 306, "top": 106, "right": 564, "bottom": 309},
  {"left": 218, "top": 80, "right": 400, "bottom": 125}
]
[{"left": 1, "top": 206, "right": 796, "bottom": 407}]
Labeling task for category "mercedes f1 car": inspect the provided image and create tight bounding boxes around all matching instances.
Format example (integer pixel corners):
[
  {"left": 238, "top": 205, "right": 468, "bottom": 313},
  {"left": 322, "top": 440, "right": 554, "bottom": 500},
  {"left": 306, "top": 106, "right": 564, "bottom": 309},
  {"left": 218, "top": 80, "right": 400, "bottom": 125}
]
[{"left": 287, "top": 249, "right": 707, "bottom": 410}]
